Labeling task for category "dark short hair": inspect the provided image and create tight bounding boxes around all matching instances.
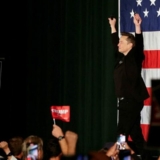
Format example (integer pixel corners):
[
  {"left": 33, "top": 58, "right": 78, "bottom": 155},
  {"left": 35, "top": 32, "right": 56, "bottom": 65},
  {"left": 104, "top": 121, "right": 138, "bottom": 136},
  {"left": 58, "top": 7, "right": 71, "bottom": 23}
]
[
  {"left": 121, "top": 32, "right": 135, "bottom": 47},
  {"left": 8, "top": 136, "right": 24, "bottom": 156},
  {"left": 46, "top": 138, "right": 61, "bottom": 158}
]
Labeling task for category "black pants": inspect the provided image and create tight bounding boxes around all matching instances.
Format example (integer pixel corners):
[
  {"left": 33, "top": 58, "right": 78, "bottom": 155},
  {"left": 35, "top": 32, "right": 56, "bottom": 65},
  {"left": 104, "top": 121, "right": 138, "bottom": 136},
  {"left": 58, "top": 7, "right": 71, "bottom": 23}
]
[{"left": 117, "top": 98, "right": 145, "bottom": 155}]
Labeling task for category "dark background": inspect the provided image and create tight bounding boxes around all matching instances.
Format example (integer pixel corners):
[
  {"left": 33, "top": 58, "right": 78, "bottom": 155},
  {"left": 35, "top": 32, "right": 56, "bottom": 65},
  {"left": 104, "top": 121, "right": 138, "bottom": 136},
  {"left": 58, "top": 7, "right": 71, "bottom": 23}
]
[
  {"left": 1, "top": 0, "right": 26, "bottom": 138},
  {"left": 0, "top": 0, "right": 118, "bottom": 155}
]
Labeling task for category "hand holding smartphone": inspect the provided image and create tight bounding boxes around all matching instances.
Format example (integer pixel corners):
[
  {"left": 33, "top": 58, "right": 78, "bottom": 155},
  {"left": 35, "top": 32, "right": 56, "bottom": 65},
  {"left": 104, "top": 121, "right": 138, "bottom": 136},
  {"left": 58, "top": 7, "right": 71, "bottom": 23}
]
[
  {"left": 27, "top": 144, "right": 38, "bottom": 160},
  {"left": 116, "top": 135, "right": 131, "bottom": 160},
  {"left": 116, "top": 134, "right": 126, "bottom": 150}
]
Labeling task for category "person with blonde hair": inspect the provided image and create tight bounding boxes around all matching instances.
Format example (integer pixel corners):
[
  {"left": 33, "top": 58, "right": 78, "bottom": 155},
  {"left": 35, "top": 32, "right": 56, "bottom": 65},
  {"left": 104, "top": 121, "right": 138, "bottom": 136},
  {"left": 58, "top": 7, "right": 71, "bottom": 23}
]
[{"left": 22, "top": 135, "right": 43, "bottom": 160}]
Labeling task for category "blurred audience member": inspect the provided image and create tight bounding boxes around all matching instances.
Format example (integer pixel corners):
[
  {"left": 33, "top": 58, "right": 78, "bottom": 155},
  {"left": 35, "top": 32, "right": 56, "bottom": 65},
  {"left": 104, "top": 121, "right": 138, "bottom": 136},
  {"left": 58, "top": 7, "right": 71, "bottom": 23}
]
[
  {"left": 8, "top": 136, "right": 23, "bottom": 160},
  {"left": 46, "top": 138, "right": 61, "bottom": 160},
  {"left": 49, "top": 124, "right": 78, "bottom": 159},
  {"left": 88, "top": 150, "right": 110, "bottom": 160},
  {"left": 22, "top": 135, "right": 43, "bottom": 160},
  {"left": 104, "top": 142, "right": 142, "bottom": 160},
  {"left": 0, "top": 141, "right": 17, "bottom": 160}
]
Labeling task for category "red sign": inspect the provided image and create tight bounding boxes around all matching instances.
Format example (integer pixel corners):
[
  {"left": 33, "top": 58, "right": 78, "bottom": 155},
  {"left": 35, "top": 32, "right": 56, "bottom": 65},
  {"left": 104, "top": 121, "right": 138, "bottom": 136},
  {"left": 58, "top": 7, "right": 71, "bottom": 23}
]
[{"left": 50, "top": 106, "right": 70, "bottom": 122}]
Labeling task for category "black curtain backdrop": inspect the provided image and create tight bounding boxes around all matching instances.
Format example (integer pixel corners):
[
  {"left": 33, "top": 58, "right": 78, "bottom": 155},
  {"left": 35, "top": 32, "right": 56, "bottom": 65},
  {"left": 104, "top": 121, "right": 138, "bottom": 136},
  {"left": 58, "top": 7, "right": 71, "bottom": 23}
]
[
  {"left": 1, "top": 0, "right": 118, "bottom": 155},
  {"left": 0, "top": 0, "right": 26, "bottom": 140}
]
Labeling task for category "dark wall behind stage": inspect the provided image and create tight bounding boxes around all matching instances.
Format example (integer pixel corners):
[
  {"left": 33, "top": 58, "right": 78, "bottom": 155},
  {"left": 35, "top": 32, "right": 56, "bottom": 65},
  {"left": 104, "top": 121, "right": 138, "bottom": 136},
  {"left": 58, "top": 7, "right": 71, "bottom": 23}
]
[
  {"left": 1, "top": 0, "right": 26, "bottom": 139},
  {"left": 1, "top": 0, "right": 118, "bottom": 154}
]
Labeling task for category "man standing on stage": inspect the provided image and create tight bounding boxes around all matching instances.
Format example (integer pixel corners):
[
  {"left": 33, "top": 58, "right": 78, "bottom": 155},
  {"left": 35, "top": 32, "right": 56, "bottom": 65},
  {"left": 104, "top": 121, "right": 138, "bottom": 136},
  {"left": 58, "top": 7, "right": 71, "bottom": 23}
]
[{"left": 108, "top": 13, "right": 149, "bottom": 157}]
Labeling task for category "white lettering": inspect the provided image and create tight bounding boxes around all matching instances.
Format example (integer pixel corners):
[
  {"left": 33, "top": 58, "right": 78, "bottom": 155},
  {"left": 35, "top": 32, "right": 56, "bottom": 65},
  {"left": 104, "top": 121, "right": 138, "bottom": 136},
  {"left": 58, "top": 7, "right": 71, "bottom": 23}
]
[{"left": 51, "top": 109, "right": 68, "bottom": 114}]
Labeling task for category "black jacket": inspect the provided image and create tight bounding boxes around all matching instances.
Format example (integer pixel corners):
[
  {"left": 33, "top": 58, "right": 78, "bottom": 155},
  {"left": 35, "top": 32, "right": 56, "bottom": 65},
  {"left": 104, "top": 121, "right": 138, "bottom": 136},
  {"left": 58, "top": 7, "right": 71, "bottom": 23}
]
[{"left": 111, "top": 32, "right": 149, "bottom": 102}]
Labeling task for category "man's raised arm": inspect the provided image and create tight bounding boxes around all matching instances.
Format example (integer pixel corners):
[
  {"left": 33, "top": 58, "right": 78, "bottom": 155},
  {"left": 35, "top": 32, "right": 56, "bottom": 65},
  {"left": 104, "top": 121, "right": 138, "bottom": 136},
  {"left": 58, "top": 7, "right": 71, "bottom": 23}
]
[
  {"left": 133, "top": 13, "right": 142, "bottom": 34},
  {"left": 108, "top": 17, "right": 117, "bottom": 33}
]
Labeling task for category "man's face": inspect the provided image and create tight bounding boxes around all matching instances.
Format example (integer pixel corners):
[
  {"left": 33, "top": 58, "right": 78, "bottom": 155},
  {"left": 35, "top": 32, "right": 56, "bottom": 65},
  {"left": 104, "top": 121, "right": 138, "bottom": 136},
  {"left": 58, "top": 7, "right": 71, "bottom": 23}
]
[{"left": 118, "top": 36, "right": 132, "bottom": 55}]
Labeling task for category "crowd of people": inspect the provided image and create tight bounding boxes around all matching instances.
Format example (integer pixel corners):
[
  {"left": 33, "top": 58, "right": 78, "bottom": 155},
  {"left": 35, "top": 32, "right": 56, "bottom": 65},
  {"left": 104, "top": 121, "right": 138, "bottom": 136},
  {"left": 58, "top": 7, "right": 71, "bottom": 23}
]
[
  {"left": 0, "top": 124, "right": 160, "bottom": 160},
  {"left": 0, "top": 124, "right": 78, "bottom": 160}
]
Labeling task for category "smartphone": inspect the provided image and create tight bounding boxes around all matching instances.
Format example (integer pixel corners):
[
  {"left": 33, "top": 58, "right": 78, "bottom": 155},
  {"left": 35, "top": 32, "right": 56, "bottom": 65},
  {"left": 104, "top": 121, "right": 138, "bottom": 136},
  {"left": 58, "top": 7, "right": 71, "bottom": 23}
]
[
  {"left": 116, "top": 134, "right": 126, "bottom": 150},
  {"left": 27, "top": 144, "right": 38, "bottom": 160}
]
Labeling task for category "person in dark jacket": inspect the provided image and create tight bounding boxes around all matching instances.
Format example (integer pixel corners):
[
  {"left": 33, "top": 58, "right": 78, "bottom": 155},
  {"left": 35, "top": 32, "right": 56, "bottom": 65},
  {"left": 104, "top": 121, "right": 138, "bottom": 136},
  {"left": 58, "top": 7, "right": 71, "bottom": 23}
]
[{"left": 108, "top": 13, "right": 149, "bottom": 158}]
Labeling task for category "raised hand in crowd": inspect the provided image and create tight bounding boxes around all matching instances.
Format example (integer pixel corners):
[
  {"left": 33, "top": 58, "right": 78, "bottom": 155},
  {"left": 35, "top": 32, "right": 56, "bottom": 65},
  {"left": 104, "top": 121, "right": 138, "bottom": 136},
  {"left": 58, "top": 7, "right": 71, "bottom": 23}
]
[
  {"left": 52, "top": 124, "right": 68, "bottom": 156},
  {"left": 105, "top": 142, "right": 119, "bottom": 160},
  {"left": 0, "top": 141, "right": 10, "bottom": 155},
  {"left": 51, "top": 124, "right": 78, "bottom": 157},
  {"left": 0, "top": 141, "right": 17, "bottom": 160},
  {"left": 65, "top": 131, "right": 78, "bottom": 156}
]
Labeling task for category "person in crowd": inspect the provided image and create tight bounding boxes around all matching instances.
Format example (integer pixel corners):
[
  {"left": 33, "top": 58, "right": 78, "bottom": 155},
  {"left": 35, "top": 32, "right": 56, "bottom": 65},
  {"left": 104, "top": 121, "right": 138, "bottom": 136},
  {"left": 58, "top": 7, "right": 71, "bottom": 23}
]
[
  {"left": 21, "top": 124, "right": 78, "bottom": 160},
  {"left": 88, "top": 141, "right": 142, "bottom": 160},
  {"left": 45, "top": 138, "right": 62, "bottom": 160},
  {"left": 47, "top": 124, "right": 78, "bottom": 160},
  {"left": 8, "top": 136, "right": 23, "bottom": 160},
  {"left": 105, "top": 141, "right": 142, "bottom": 160},
  {"left": 0, "top": 141, "right": 17, "bottom": 160},
  {"left": 21, "top": 135, "right": 43, "bottom": 160},
  {"left": 88, "top": 149, "right": 110, "bottom": 160}
]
